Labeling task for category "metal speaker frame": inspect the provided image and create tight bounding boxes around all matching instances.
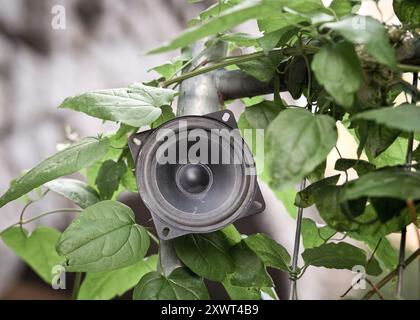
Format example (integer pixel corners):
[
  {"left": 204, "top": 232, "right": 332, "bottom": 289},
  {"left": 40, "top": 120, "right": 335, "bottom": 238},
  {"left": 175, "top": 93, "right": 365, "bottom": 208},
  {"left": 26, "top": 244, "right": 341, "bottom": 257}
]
[{"left": 128, "top": 109, "right": 265, "bottom": 240}]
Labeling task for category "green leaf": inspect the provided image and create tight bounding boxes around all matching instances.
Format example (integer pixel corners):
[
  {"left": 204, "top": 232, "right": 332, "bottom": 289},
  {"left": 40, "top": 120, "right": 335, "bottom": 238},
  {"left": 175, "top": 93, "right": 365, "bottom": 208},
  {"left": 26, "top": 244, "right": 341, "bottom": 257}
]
[
  {"left": 77, "top": 255, "right": 157, "bottom": 300},
  {"left": 302, "top": 242, "right": 381, "bottom": 275},
  {"left": 347, "top": 234, "right": 397, "bottom": 271},
  {"left": 274, "top": 188, "right": 298, "bottom": 218},
  {"left": 0, "top": 137, "right": 109, "bottom": 208},
  {"left": 151, "top": 105, "right": 175, "bottom": 128},
  {"left": 57, "top": 200, "right": 150, "bottom": 272},
  {"left": 1, "top": 226, "right": 65, "bottom": 283},
  {"left": 301, "top": 218, "right": 336, "bottom": 249},
  {"left": 315, "top": 185, "right": 412, "bottom": 236},
  {"left": 221, "top": 225, "right": 242, "bottom": 245},
  {"left": 285, "top": 56, "right": 308, "bottom": 99},
  {"left": 149, "top": 60, "right": 183, "bottom": 80},
  {"left": 237, "top": 55, "right": 283, "bottom": 83},
  {"left": 295, "top": 174, "right": 340, "bottom": 208},
  {"left": 133, "top": 268, "right": 209, "bottom": 300},
  {"left": 266, "top": 108, "right": 337, "bottom": 190},
  {"left": 244, "top": 233, "right": 290, "bottom": 271},
  {"left": 358, "top": 123, "right": 401, "bottom": 160},
  {"left": 334, "top": 158, "right": 376, "bottom": 176},
  {"left": 370, "top": 136, "right": 407, "bottom": 167},
  {"left": 45, "top": 178, "right": 100, "bottom": 209},
  {"left": 222, "top": 278, "right": 262, "bottom": 300},
  {"left": 149, "top": 0, "right": 276, "bottom": 54},
  {"left": 393, "top": 0, "right": 420, "bottom": 26},
  {"left": 312, "top": 41, "right": 363, "bottom": 108},
  {"left": 121, "top": 166, "right": 138, "bottom": 193},
  {"left": 244, "top": 100, "right": 280, "bottom": 129},
  {"left": 95, "top": 160, "right": 127, "bottom": 200},
  {"left": 352, "top": 104, "right": 420, "bottom": 133},
  {"left": 59, "top": 84, "right": 176, "bottom": 127},
  {"left": 323, "top": 16, "right": 397, "bottom": 67},
  {"left": 329, "top": 0, "right": 353, "bottom": 18},
  {"left": 342, "top": 169, "right": 420, "bottom": 201},
  {"left": 257, "top": 27, "right": 297, "bottom": 53},
  {"left": 174, "top": 232, "right": 235, "bottom": 282},
  {"left": 229, "top": 241, "right": 273, "bottom": 288},
  {"left": 257, "top": 12, "right": 307, "bottom": 33},
  {"left": 220, "top": 32, "right": 259, "bottom": 47}
]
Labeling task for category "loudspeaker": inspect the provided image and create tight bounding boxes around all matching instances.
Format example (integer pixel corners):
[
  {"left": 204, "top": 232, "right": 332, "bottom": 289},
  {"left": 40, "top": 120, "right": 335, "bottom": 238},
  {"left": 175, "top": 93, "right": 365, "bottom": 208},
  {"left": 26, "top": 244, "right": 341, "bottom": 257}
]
[{"left": 128, "top": 110, "right": 265, "bottom": 240}]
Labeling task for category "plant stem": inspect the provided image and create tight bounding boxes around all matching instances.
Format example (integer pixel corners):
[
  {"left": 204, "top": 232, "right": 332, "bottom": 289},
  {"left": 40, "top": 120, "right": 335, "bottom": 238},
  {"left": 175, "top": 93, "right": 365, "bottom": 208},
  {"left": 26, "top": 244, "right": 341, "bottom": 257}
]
[
  {"left": 398, "top": 64, "right": 420, "bottom": 73},
  {"left": 396, "top": 227, "right": 407, "bottom": 298},
  {"left": 72, "top": 272, "right": 82, "bottom": 300},
  {"left": 161, "top": 46, "right": 319, "bottom": 88},
  {"left": 0, "top": 208, "right": 82, "bottom": 236},
  {"left": 161, "top": 48, "right": 420, "bottom": 88},
  {"left": 361, "top": 249, "right": 420, "bottom": 300},
  {"left": 147, "top": 230, "right": 160, "bottom": 245}
]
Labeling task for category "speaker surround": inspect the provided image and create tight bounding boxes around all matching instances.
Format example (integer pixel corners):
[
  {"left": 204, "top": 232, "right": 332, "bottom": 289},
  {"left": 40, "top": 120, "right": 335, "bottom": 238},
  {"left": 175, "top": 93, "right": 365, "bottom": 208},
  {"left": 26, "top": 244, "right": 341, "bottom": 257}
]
[{"left": 128, "top": 110, "right": 265, "bottom": 239}]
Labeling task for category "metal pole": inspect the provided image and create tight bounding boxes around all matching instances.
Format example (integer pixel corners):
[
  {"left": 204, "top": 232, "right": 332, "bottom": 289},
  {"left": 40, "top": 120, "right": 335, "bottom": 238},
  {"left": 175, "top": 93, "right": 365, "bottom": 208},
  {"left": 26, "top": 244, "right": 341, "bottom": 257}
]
[
  {"left": 289, "top": 179, "right": 306, "bottom": 300},
  {"left": 396, "top": 72, "right": 418, "bottom": 297},
  {"left": 158, "top": 40, "right": 228, "bottom": 276}
]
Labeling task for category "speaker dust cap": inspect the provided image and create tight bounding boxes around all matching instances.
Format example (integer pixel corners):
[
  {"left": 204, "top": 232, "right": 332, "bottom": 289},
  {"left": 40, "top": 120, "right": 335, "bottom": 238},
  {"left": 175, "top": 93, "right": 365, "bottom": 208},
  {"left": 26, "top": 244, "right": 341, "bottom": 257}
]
[{"left": 129, "top": 110, "right": 265, "bottom": 240}]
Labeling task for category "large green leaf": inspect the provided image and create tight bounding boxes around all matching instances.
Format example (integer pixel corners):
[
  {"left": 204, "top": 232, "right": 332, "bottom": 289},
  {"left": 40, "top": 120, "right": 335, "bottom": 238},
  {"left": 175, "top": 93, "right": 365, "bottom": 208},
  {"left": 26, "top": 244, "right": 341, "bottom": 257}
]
[
  {"left": 95, "top": 160, "right": 127, "bottom": 200},
  {"left": 78, "top": 255, "right": 157, "bottom": 300},
  {"left": 229, "top": 242, "right": 273, "bottom": 288},
  {"left": 244, "top": 100, "right": 280, "bottom": 129},
  {"left": 243, "top": 233, "right": 290, "bottom": 271},
  {"left": 266, "top": 108, "right": 337, "bottom": 190},
  {"left": 352, "top": 104, "right": 420, "bottom": 133},
  {"left": 149, "top": 0, "right": 277, "bottom": 54},
  {"left": 315, "top": 185, "right": 412, "bottom": 237},
  {"left": 132, "top": 268, "right": 209, "bottom": 300},
  {"left": 59, "top": 83, "right": 176, "bottom": 127},
  {"left": 258, "top": 12, "right": 307, "bottom": 33},
  {"left": 57, "top": 201, "right": 150, "bottom": 272},
  {"left": 323, "top": 16, "right": 397, "bottom": 67},
  {"left": 295, "top": 174, "right": 340, "bottom": 208},
  {"left": 275, "top": 188, "right": 298, "bottom": 218},
  {"left": 0, "top": 137, "right": 109, "bottom": 208},
  {"left": 342, "top": 169, "right": 420, "bottom": 201},
  {"left": 174, "top": 232, "right": 235, "bottom": 282},
  {"left": 312, "top": 41, "right": 363, "bottom": 108},
  {"left": 45, "top": 178, "right": 100, "bottom": 209},
  {"left": 1, "top": 226, "right": 65, "bottom": 283},
  {"left": 393, "top": 0, "right": 420, "bottom": 26},
  {"left": 301, "top": 218, "right": 336, "bottom": 249},
  {"left": 302, "top": 242, "right": 382, "bottom": 275}
]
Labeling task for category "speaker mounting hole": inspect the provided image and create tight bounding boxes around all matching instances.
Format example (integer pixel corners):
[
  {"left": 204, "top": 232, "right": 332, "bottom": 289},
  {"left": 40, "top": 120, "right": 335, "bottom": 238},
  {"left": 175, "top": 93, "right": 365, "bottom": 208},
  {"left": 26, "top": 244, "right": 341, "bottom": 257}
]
[
  {"left": 222, "top": 112, "right": 230, "bottom": 122},
  {"left": 162, "top": 227, "right": 170, "bottom": 237},
  {"left": 132, "top": 137, "right": 142, "bottom": 146}
]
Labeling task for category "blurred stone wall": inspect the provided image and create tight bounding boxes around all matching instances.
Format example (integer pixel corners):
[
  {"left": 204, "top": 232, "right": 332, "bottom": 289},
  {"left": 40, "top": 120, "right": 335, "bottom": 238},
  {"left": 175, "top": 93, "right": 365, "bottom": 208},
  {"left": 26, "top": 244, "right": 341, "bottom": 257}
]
[{"left": 0, "top": 0, "right": 205, "bottom": 295}]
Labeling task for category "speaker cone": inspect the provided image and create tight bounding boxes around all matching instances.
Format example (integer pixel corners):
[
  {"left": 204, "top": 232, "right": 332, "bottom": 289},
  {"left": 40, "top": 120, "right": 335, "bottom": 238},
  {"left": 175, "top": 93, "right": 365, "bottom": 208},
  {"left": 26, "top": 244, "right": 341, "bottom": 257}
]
[{"left": 129, "top": 110, "right": 265, "bottom": 239}]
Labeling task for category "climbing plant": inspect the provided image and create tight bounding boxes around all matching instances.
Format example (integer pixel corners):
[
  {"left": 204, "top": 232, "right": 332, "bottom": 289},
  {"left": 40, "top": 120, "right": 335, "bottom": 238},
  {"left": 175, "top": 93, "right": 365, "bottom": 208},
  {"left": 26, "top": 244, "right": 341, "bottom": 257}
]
[{"left": 0, "top": 0, "right": 419, "bottom": 300}]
